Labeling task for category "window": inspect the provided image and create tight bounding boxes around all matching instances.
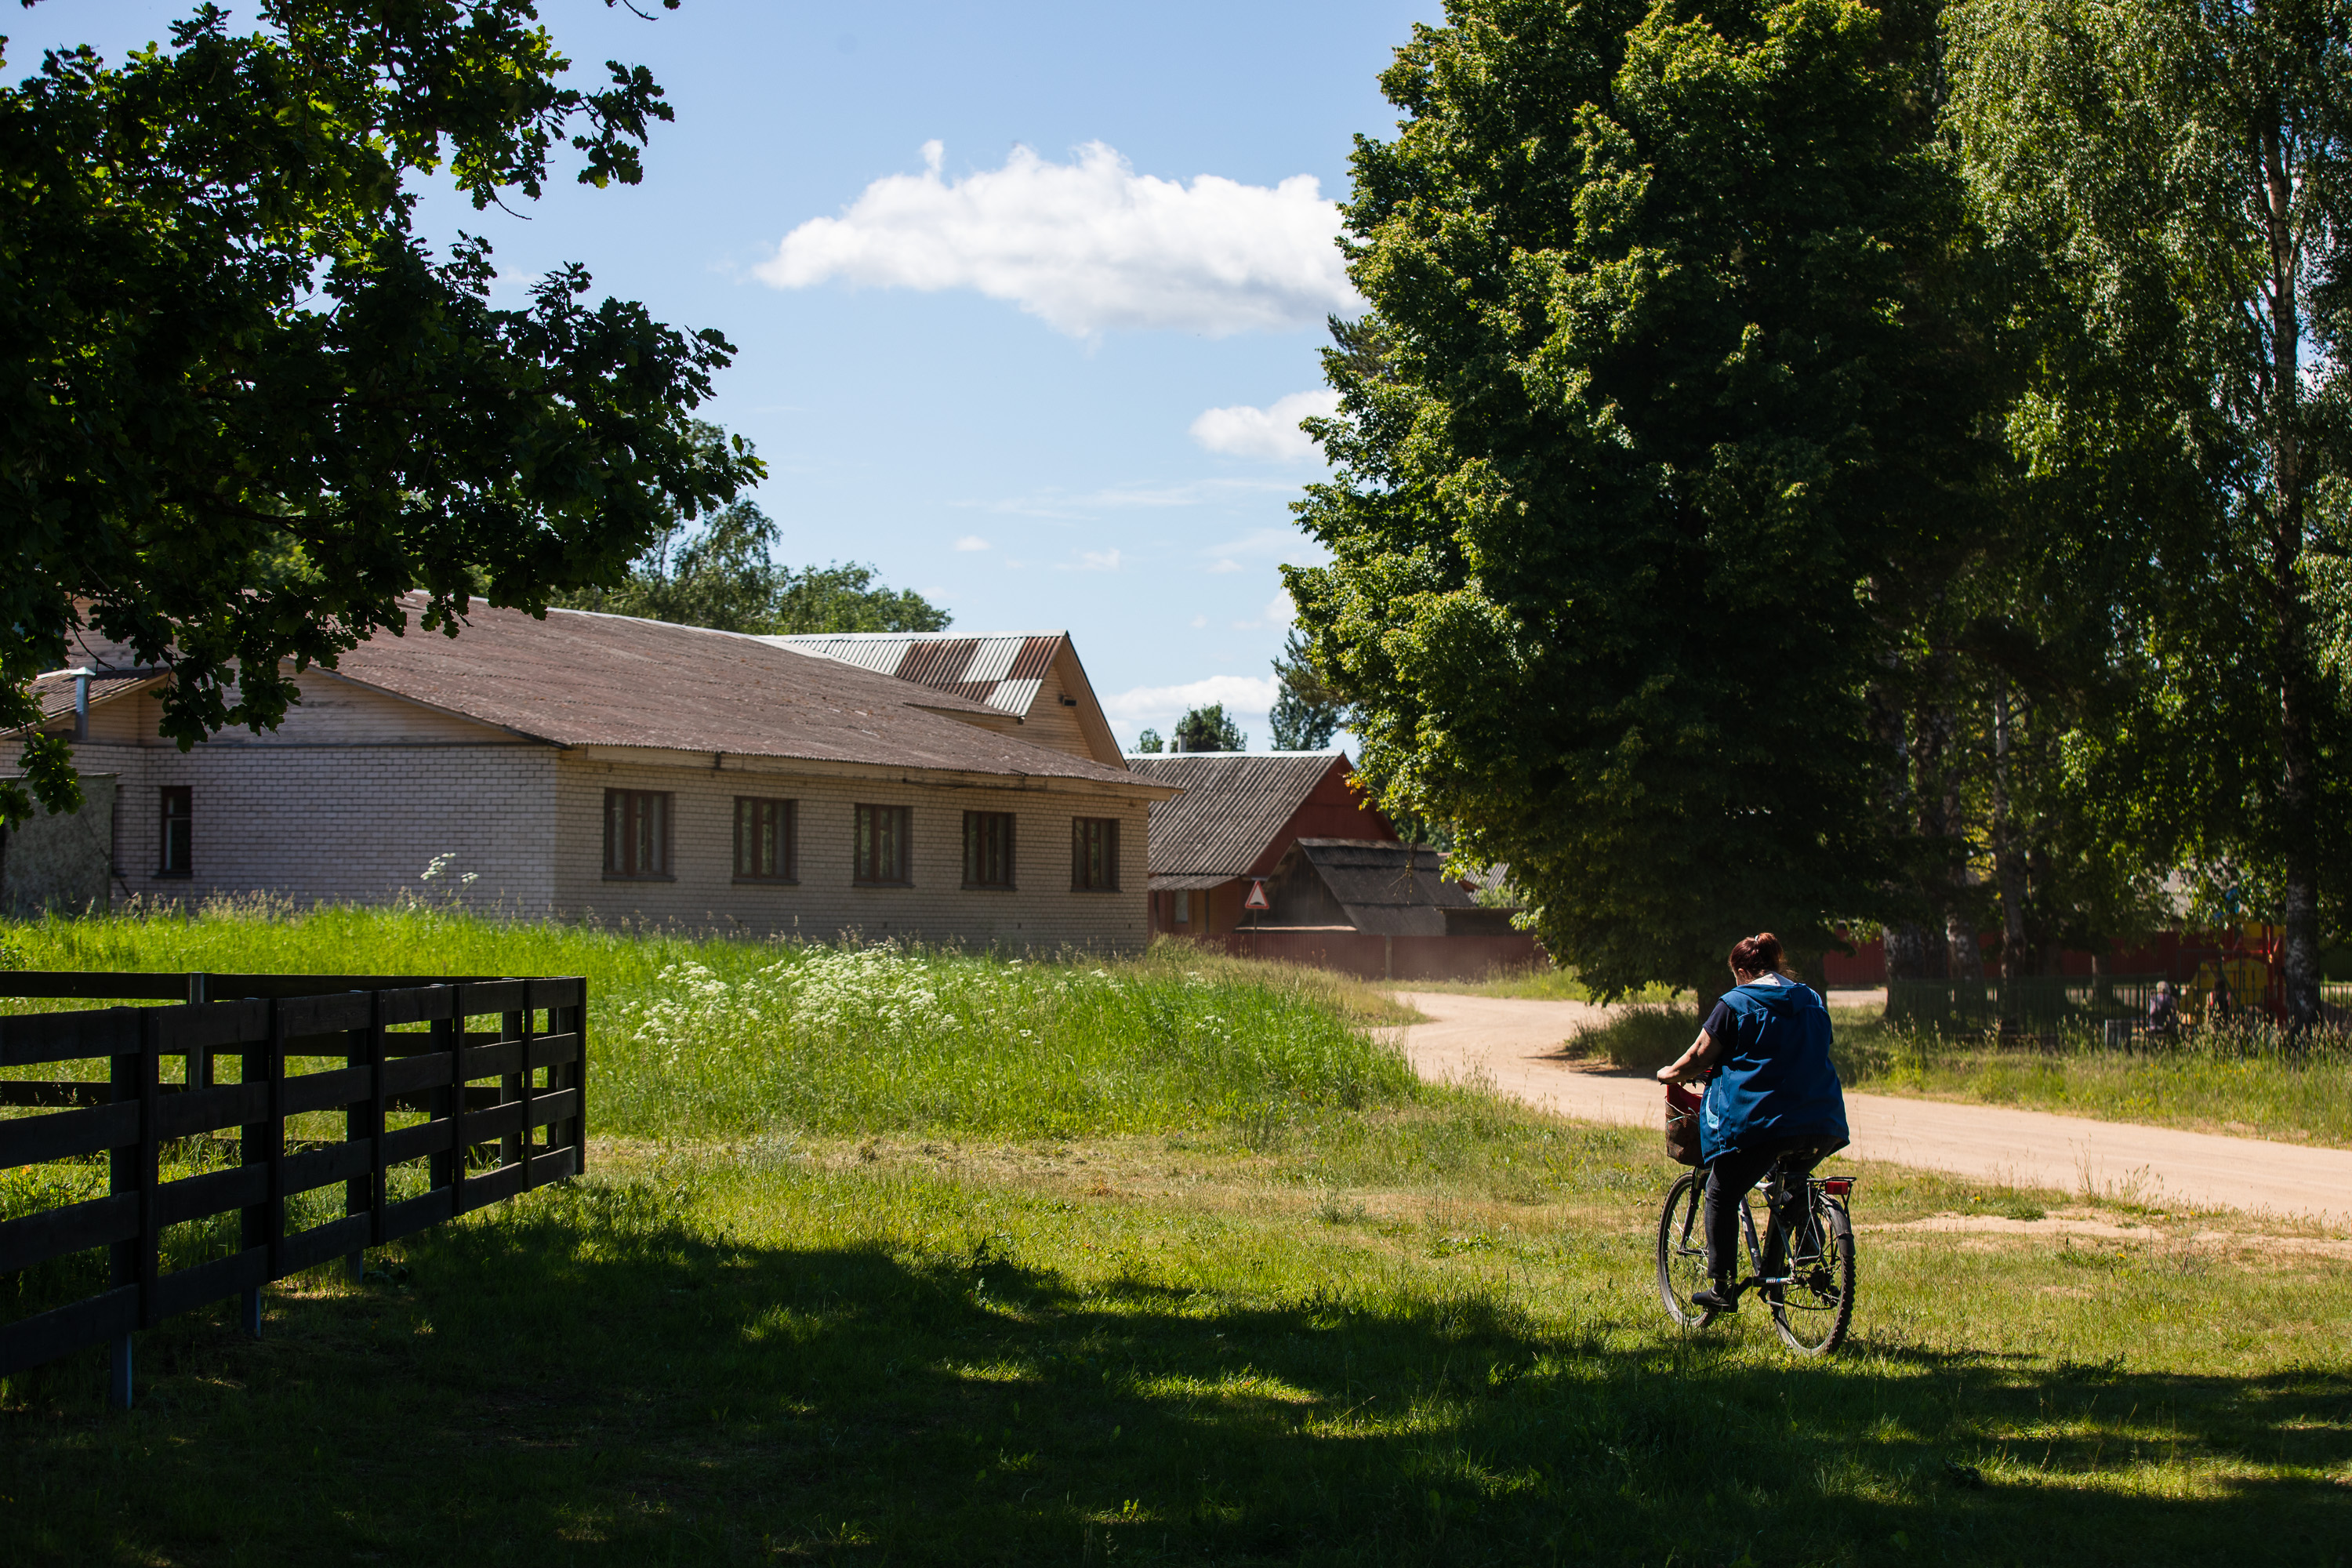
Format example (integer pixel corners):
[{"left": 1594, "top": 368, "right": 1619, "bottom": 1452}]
[
  {"left": 1173, "top": 889, "right": 1191, "bottom": 926},
  {"left": 963, "top": 811, "right": 1015, "bottom": 889},
  {"left": 158, "top": 787, "right": 192, "bottom": 876},
  {"left": 854, "top": 804, "right": 911, "bottom": 885},
  {"left": 603, "top": 789, "right": 672, "bottom": 879},
  {"left": 1072, "top": 817, "right": 1120, "bottom": 891},
  {"left": 734, "top": 797, "right": 797, "bottom": 882}
]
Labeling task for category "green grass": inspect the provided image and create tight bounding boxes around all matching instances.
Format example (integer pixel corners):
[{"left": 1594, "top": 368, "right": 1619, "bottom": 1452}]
[
  {"left": 3, "top": 907, "right": 2350, "bottom": 1563},
  {"left": 1831, "top": 1008, "right": 2352, "bottom": 1149},
  {"left": 1396, "top": 965, "right": 1681, "bottom": 1004}
]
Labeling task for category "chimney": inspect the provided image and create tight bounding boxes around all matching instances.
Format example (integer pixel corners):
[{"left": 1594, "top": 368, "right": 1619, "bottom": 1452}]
[{"left": 71, "top": 668, "right": 92, "bottom": 742}]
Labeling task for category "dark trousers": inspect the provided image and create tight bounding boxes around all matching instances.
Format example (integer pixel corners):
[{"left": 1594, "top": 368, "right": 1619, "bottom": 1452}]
[{"left": 1704, "top": 1142, "right": 1824, "bottom": 1283}]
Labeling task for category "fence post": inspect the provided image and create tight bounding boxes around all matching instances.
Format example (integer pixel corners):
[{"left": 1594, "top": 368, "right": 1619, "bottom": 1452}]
[
  {"left": 343, "top": 990, "right": 380, "bottom": 1284},
  {"left": 571, "top": 989, "right": 588, "bottom": 1176},
  {"left": 107, "top": 1010, "right": 160, "bottom": 1410},
  {"left": 445, "top": 985, "right": 468, "bottom": 1219},
  {"left": 239, "top": 1000, "right": 283, "bottom": 1337},
  {"left": 500, "top": 1003, "right": 524, "bottom": 1174},
  {"left": 186, "top": 971, "right": 210, "bottom": 1087}
]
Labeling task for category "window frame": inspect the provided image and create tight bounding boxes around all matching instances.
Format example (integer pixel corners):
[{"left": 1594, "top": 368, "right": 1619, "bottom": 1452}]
[
  {"left": 962, "top": 810, "right": 1017, "bottom": 891},
  {"left": 158, "top": 786, "right": 192, "bottom": 877},
  {"left": 853, "top": 803, "right": 913, "bottom": 887},
  {"left": 732, "top": 797, "right": 798, "bottom": 884},
  {"left": 1071, "top": 816, "right": 1120, "bottom": 892},
  {"left": 602, "top": 789, "right": 674, "bottom": 881}
]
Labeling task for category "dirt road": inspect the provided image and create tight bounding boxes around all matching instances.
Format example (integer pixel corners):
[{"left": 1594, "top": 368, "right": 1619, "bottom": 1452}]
[{"left": 1394, "top": 991, "right": 2352, "bottom": 1225}]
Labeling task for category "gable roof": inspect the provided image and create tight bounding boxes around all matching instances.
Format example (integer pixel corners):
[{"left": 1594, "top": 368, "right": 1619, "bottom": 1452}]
[
  {"left": 764, "top": 630, "right": 1124, "bottom": 767},
  {"left": 125, "top": 601, "right": 1167, "bottom": 791},
  {"left": 1122, "top": 751, "right": 1350, "bottom": 879},
  {"left": 1284, "top": 838, "right": 1498, "bottom": 937},
  {"left": 332, "top": 602, "right": 1155, "bottom": 785}
]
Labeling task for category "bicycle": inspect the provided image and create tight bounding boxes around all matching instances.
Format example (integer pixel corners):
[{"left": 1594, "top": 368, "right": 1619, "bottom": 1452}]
[{"left": 1656, "top": 1156, "right": 1856, "bottom": 1356}]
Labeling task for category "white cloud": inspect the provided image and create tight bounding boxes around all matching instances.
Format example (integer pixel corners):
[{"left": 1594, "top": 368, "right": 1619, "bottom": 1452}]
[
  {"left": 953, "top": 535, "right": 990, "bottom": 551},
  {"left": 1234, "top": 587, "right": 1294, "bottom": 630},
  {"left": 1061, "top": 549, "right": 1120, "bottom": 572},
  {"left": 1190, "top": 389, "right": 1341, "bottom": 463},
  {"left": 1207, "top": 558, "right": 1241, "bottom": 574},
  {"left": 1105, "top": 673, "right": 1283, "bottom": 745},
  {"left": 757, "top": 140, "right": 1359, "bottom": 337}
]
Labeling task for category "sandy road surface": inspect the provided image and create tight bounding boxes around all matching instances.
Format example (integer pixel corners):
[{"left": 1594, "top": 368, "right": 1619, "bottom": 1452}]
[{"left": 1394, "top": 991, "right": 2352, "bottom": 1225}]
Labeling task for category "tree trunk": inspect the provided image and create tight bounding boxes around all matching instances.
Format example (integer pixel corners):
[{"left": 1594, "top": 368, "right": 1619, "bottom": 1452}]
[
  {"left": 1945, "top": 909, "right": 1984, "bottom": 981},
  {"left": 2263, "top": 115, "right": 2322, "bottom": 1031},
  {"left": 1990, "top": 682, "right": 2032, "bottom": 979}
]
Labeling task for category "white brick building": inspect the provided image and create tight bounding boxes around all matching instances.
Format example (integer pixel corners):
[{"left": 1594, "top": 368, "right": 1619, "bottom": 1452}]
[{"left": 5, "top": 604, "right": 1173, "bottom": 951}]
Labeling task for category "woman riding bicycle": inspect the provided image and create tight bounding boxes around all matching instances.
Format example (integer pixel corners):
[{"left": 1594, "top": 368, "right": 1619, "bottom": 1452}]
[{"left": 1656, "top": 933, "right": 1849, "bottom": 1313}]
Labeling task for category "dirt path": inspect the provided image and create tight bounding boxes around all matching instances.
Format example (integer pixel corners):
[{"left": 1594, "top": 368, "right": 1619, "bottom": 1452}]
[{"left": 1393, "top": 991, "right": 2352, "bottom": 1225}]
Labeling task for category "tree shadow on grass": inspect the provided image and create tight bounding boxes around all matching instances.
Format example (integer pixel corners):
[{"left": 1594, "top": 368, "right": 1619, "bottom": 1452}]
[{"left": 4, "top": 1183, "right": 2347, "bottom": 1567}]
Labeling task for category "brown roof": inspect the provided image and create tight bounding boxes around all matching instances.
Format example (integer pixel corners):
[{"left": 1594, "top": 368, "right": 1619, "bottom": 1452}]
[
  {"left": 26, "top": 669, "right": 169, "bottom": 724},
  {"left": 1123, "top": 752, "right": 1347, "bottom": 878},
  {"left": 310, "top": 601, "right": 1158, "bottom": 788},
  {"left": 1291, "top": 838, "right": 1476, "bottom": 935}
]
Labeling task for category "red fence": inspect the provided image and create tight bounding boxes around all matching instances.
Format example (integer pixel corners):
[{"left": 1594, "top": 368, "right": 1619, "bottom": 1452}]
[
  {"left": 1184, "top": 928, "right": 1542, "bottom": 982},
  {"left": 0, "top": 972, "right": 586, "bottom": 1407}
]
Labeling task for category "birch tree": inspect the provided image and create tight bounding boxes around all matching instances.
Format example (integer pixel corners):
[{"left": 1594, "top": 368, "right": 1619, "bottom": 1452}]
[{"left": 1949, "top": 0, "right": 2352, "bottom": 1024}]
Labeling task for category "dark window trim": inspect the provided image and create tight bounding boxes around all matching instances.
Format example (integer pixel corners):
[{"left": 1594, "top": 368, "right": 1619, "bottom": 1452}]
[
  {"left": 962, "top": 810, "right": 1017, "bottom": 891},
  {"left": 853, "top": 803, "right": 913, "bottom": 887},
  {"left": 732, "top": 796, "right": 800, "bottom": 884},
  {"left": 157, "top": 786, "right": 192, "bottom": 877},
  {"left": 1071, "top": 815, "right": 1120, "bottom": 893},
  {"left": 603, "top": 788, "right": 676, "bottom": 882}
]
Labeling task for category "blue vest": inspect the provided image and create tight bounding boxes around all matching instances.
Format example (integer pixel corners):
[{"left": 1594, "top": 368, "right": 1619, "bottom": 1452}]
[{"left": 1700, "top": 979, "right": 1850, "bottom": 1162}]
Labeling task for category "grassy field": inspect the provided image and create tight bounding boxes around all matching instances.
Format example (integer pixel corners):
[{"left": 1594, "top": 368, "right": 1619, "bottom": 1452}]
[
  {"left": 1823, "top": 1009, "right": 2352, "bottom": 1150},
  {"left": 3, "top": 906, "right": 2350, "bottom": 1564}
]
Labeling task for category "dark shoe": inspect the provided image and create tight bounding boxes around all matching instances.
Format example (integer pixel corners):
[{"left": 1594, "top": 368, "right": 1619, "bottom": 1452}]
[{"left": 1690, "top": 1281, "right": 1740, "bottom": 1312}]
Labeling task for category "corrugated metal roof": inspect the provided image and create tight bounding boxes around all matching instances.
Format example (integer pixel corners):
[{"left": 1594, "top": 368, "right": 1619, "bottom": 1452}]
[
  {"left": 764, "top": 632, "right": 1067, "bottom": 717},
  {"left": 1123, "top": 752, "right": 1345, "bottom": 877},
  {"left": 26, "top": 670, "right": 169, "bottom": 723},
  {"left": 1146, "top": 872, "right": 1236, "bottom": 891}
]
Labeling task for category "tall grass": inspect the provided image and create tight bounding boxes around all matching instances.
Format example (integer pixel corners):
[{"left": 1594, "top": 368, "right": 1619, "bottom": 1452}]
[
  {"left": 1833, "top": 1010, "right": 2352, "bottom": 1145},
  {"left": 0, "top": 900, "right": 1422, "bottom": 1141}
]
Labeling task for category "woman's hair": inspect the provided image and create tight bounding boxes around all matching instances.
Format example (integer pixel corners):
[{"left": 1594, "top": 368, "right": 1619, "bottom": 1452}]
[{"left": 1729, "top": 932, "right": 1787, "bottom": 977}]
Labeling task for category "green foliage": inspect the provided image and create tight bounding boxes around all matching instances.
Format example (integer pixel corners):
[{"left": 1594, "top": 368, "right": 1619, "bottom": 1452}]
[
  {"left": 1131, "top": 728, "right": 1163, "bottom": 753},
  {"left": 1269, "top": 627, "right": 1345, "bottom": 750},
  {"left": 1947, "top": 0, "right": 2352, "bottom": 1018},
  {"left": 1567, "top": 1004, "right": 1698, "bottom": 1074},
  {"left": 1, "top": 2, "right": 760, "bottom": 825},
  {"left": 1288, "top": 0, "right": 2000, "bottom": 999},
  {"left": 554, "top": 495, "right": 949, "bottom": 635},
  {"left": 1171, "top": 703, "right": 1245, "bottom": 753}
]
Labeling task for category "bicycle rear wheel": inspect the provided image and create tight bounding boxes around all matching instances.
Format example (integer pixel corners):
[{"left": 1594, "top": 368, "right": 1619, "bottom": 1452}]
[
  {"left": 1656, "top": 1171, "right": 1715, "bottom": 1330},
  {"left": 1768, "top": 1189, "right": 1854, "bottom": 1356}
]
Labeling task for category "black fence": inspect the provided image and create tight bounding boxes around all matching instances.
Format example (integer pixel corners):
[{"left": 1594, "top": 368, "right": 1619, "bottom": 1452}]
[
  {"left": 0, "top": 972, "right": 586, "bottom": 1406},
  {"left": 1886, "top": 974, "right": 2165, "bottom": 1034}
]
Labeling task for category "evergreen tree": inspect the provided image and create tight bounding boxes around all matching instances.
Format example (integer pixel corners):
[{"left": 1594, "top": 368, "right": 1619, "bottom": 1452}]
[
  {"left": 1172, "top": 705, "right": 1246, "bottom": 753},
  {"left": 1269, "top": 627, "right": 1346, "bottom": 750}
]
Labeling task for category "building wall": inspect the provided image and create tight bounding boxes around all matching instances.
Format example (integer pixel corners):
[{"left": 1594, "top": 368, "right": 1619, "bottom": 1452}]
[
  {"left": 0, "top": 774, "right": 118, "bottom": 915},
  {"left": 552, "top": 753, "right": 1152, "bottom": 949},
  {"left": 1012, "top": 649, "right": 1119, "bottom": 765},
  {"left": 73, "top": 737, "right": 560, "bottom": 911},
  {"left": 37, "top": 666, "right": 1156, "bottom": 947}
]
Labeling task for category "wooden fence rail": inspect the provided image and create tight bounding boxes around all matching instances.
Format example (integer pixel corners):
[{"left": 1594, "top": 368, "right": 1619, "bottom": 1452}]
[{"left": 0, "top": 971, "right": 587, "bottom": 1407}]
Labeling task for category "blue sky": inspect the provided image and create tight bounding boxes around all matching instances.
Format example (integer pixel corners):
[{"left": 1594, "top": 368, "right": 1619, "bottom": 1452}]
[{"left": 11, "top": 0, "right": 1443, "bottom": 750}]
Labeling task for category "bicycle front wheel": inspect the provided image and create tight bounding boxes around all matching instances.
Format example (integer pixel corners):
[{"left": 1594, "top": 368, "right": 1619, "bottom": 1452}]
[
  {"left": 1769, "top": 1190, "right": 1854, "bottom": 1356},
  {"left": 1656, "top": 1171, "right": 1715, "bottom": 1330}
]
